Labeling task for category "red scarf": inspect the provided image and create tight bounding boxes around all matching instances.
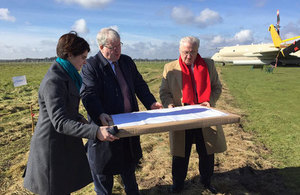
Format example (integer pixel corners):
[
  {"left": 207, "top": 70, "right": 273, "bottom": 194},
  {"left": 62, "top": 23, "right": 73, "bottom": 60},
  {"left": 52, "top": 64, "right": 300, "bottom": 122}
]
[{"left": 179, "top": 54, "right": 211, "bottom": 105}]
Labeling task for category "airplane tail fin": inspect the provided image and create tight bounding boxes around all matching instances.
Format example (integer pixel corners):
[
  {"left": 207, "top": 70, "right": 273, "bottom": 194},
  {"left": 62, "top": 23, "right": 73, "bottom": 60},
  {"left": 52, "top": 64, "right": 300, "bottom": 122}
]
[
  {"left": 268, "top": 24, "right": 282, "bottom": 48},
  {"left": 269, "top": 24, "right": 300, "bottom": 49}
]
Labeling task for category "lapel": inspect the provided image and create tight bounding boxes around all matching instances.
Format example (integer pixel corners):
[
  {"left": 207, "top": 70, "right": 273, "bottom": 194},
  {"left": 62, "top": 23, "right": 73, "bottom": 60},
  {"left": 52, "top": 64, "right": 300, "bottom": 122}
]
[
  {"left": 55, "top": 61, "right": 80, "bottom": 97},
  {"left": 97, "top": 51, "right": 119, "bottom": 81},
  {"left": 68, "top": 77, "right": 80, "bottom": 97},
  {"left": 96, "top": 52, "right": 134, "bottom": 96},
  {"left": 174, "top": 61, "right": 183, "bottom": 90}
]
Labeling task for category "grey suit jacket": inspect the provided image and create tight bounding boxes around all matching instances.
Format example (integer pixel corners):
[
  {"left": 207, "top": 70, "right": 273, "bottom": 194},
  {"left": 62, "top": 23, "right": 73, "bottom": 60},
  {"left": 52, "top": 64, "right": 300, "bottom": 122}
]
[{"left": 24, "top": 61, "right": 99, "bottom": 195}]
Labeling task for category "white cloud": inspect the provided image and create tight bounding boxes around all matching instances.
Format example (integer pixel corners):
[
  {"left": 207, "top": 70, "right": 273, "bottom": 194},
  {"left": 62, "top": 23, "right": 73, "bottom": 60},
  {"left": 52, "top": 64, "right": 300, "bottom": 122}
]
[
  {"left": 122, "top": 41, "right": 179, "bottom": 59},
  {"left": 211, "top": 35, "right": 225, "bottom": 44},
  {"left": 171, "top": 6, "right": 194, "bottom": 24},
  {"left": 208, "top": 29, "right": 254, "bottom": 48},
  {"left": 284, "top": 32, "right": 298, "bottom": 40},
  {"left": 71, "top": 19, "right": 89, "bottom": 34},
  {"left": 171, "top": 6, "right": 222, "bottom": 28},
  {"left": 194, "top": 8, "right": 223, "bottom": 28},
  {"left": 254, "top": 0, "right": 267, "bottom": 7},
  {"left": 0, "top": 29, "right": 60, "bottom": 59},
  {"left": 56, "top": 0, "right": 113, "bottom": 8},
  {"left": 281, "top": 22, "right": 300, "bottom": 40},
  {"left": 234, "top": 29, "right": 253, "bottom": 43},
  {"left": 0, "top": 8, "right": 16, "bottom": 22}
]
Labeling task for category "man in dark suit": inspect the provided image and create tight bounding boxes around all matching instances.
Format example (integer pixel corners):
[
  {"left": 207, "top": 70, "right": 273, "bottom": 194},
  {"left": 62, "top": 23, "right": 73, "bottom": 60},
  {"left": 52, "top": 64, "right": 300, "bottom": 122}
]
[{"left": 80, "top": 27, "right": 162, "bottom": 195}]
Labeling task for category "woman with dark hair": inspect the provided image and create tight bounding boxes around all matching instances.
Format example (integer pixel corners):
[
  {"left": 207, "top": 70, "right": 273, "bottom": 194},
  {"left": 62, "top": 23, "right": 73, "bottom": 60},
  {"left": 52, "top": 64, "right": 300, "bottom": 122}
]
[{"left": 23, "top": 32, "right": 118, "bottom": 195}]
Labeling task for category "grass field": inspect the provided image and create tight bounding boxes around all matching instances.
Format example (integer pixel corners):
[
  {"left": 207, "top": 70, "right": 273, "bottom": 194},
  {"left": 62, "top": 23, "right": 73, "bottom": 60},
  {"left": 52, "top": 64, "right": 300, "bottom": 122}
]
[
  {"left": 0, "top": 61, "right": 299, "bottom": 194},
  {"left": 220, "top": 65, "right": 300, "bottom": 190},
  {"left": 0, "top": 62, "right": 50, "bottom": 195},
  {"left": 220, "top": 65, "right": 300, "bottom": 166}
]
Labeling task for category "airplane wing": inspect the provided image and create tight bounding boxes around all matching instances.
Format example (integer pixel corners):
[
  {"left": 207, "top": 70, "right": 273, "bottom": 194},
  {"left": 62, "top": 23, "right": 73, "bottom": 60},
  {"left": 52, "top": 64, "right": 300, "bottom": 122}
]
[
  {"left": 244, "top": 48, "right": 279, "bottom": 57},
  {"left": 280, "top": 40, "right": 300, "bottom": 57}
]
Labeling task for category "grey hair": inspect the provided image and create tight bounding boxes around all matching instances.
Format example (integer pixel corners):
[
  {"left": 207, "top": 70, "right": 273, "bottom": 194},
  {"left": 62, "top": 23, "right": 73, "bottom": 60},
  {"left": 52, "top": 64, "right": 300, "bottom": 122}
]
[
  {"left": 96, "top": 28, "right": 120, "bottom": 46},
  {"left": 179, "top": 36, "right": 200, "bottom": 50}
]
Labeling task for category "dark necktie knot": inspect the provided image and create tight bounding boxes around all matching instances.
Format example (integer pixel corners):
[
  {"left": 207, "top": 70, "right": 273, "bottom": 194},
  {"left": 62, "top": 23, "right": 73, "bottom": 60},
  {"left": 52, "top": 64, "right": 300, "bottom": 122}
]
[{"left": 112, "top": 61, "right": 118, "bottom": 70}]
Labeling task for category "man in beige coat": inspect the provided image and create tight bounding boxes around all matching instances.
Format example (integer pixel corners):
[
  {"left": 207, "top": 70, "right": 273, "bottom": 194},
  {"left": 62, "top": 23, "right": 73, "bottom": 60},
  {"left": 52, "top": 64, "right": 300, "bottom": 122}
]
[{"left": 159, "top": 36, "right": 226, "bottom": 194}]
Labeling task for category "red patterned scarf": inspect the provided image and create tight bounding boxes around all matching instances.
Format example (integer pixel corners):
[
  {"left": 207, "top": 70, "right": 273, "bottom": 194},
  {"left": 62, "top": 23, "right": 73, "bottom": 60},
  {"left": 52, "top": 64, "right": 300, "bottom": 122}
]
[{"left": 179, "top": 54, "right": 211, "bottom": 105}]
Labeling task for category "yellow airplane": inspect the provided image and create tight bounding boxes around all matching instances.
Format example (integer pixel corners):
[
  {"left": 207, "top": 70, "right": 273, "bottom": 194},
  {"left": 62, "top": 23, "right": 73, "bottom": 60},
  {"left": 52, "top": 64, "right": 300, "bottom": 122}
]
[{"left": 211, "top": 10, "right": 300, "bottom": 66}]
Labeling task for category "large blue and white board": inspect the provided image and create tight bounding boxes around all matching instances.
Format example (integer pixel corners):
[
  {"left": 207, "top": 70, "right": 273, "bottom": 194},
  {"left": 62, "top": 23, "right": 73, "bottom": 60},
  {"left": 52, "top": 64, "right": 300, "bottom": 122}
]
[{"left": 111, "top": 105, "right": 240, "bottom": 138}]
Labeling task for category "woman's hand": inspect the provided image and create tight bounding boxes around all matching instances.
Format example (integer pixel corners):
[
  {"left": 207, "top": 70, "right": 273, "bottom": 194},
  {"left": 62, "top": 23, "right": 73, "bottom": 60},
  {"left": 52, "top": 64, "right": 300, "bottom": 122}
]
[{"left": 96, "top": 126, "right": 119, "bottom": 142}]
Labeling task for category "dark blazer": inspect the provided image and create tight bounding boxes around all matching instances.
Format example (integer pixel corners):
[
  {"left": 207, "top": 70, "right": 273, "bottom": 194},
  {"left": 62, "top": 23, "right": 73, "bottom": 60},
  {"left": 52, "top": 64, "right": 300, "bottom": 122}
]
[
  {"left": 80, "top": 51, "right": 156, "bottom": 175},
  {"left": 24, "top": 61, "right": 99, "bottom": 195}
]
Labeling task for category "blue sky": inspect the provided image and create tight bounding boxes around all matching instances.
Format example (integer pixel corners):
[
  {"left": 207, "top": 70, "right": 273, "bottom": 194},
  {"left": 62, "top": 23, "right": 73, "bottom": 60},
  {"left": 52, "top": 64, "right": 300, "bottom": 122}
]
[{"left": 1, "top": 0, "right": 300, "bottom": 60}]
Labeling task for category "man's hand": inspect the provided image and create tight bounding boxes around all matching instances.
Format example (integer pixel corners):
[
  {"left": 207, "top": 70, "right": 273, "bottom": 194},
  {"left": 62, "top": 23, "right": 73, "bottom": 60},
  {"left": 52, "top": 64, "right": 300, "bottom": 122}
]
[
  {"left": 99, "top": 113, "right": 114, "bottom": 126},
  {"left": 96, "top": 126, "right": 119, "bottom": 142},
  {"left": 168, "top": 104, "right": 175, "bottom": 108},
  {"left": 200, "top": 101, "right": 210, "bottom": 107},
  {"left": 150, "top": 102, "right": 163, "bottom": 110}
]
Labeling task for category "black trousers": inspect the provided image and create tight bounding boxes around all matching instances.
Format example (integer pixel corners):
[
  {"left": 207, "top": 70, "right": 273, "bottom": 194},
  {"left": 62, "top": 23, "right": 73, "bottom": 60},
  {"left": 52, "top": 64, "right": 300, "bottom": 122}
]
[
  {"left": 172, "top": 128, "right": 214, "bottom": 188},
  {"left": 91, "top": 162, "right": 139, "bottom": 195}
]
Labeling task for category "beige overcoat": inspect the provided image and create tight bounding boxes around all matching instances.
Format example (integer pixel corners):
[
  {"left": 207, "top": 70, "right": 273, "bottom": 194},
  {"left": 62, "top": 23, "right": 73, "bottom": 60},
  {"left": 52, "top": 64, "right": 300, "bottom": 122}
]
[{"left": 159, "top": 58, "right": 227, "bottom": 157}]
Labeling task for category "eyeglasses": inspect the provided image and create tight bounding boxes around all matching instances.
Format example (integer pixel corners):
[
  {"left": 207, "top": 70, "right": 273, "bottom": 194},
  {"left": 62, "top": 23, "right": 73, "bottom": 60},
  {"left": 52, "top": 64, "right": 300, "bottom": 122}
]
[
  {"left": 181, "top": 50, "right": 197, "bottom": 56},
  {"left": 104, "top": 42, "right": 123, "bottom": 50}
]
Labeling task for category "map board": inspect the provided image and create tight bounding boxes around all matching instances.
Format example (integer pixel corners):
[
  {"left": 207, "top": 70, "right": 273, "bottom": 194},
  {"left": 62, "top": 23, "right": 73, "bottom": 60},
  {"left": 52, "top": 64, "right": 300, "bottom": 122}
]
[{"left": 111, "top": 105, "right": 240, "bottom": 138}]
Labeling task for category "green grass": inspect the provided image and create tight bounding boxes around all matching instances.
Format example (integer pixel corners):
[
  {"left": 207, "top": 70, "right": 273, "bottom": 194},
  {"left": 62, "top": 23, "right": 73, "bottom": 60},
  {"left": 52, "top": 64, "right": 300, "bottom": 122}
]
[
  {"left": 220, "top": 65, "right": 300, "bottom": 189},
  {"left": 135, "top": 61, "right": 166, "bottom": 103},
  {"left": 0, "top": 62, "right": 51, "bottom": 194}
]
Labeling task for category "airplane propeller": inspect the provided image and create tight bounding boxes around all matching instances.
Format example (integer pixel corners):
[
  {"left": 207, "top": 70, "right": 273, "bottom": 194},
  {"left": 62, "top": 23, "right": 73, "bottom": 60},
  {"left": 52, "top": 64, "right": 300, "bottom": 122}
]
[{"left": 276, "top": 9, "right": 280, "bottom": 34}]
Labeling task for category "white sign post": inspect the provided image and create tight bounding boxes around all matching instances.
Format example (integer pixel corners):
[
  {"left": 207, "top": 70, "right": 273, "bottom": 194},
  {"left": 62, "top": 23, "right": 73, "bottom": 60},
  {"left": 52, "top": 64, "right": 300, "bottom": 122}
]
[{"left": 12, "top": 75, "right": 27, "bottom": 87}]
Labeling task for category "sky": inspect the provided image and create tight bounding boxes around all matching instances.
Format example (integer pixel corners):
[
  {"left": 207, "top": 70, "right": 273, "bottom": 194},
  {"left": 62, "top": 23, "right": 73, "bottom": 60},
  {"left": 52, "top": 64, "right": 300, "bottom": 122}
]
[{"left": 1, "top": 0, "right": 300, "bottom": 60}]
